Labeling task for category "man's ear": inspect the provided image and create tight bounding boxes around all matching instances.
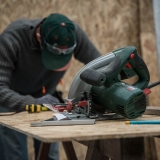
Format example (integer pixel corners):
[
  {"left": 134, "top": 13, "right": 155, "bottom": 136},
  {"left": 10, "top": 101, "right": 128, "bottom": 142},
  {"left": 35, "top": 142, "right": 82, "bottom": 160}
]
[
  {"left": 36, "top": 33, "right": 41, "bottom": 44},
  {"left": 35, "top": 27, "right": 42, "bottom": 45}
]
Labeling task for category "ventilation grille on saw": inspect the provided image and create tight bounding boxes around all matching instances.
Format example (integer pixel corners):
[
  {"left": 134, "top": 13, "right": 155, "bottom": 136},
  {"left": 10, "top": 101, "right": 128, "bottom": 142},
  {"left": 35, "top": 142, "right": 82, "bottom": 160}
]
[{"left": 115, "top": 93, "right": 146, "bottom": 119}]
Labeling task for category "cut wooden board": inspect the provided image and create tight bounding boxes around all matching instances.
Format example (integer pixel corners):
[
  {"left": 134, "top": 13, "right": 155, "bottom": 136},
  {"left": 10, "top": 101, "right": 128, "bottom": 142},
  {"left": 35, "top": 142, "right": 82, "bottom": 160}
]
[{"left": 144, "top": 106, "right": 160, "bottom": 115}]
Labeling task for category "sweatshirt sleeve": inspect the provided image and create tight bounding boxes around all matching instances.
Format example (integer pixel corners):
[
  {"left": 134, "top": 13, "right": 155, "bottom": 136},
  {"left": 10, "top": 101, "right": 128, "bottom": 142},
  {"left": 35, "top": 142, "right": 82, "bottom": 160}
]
[
  {"left": 0, "top": 32, "right": 36, "bottom": 111},
  {"left": 73, "top": 22, "right": 101, "bottom": 64}
]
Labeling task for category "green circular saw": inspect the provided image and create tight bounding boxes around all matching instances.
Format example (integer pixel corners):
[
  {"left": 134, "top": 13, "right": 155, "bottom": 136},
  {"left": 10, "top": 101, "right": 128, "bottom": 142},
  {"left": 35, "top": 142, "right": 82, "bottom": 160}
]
[{"left": 67, "top": 46, "right": 151, "bottom": 119}]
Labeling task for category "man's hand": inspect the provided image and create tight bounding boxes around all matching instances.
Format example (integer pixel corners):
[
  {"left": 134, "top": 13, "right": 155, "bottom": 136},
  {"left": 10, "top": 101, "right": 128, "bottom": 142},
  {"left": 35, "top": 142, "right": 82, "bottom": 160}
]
[{"left": 36, "top": 94, "right": 60, "bottom": 104}]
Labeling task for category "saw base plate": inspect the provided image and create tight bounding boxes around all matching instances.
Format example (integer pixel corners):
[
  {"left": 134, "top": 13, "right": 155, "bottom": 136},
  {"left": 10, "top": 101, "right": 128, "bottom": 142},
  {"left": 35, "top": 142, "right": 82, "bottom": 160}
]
[{"left": 62, "top": 111, "right": 124, "bottom": 121}]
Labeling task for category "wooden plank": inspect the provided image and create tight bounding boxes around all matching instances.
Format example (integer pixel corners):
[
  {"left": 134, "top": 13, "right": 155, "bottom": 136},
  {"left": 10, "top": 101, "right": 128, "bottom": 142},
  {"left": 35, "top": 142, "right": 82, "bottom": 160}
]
[
  {"left": 144, "top": 106, "right": 160, "bottom": 115},
  {"left": 0, "top": 111, "right": 160, "bottom": 143}
]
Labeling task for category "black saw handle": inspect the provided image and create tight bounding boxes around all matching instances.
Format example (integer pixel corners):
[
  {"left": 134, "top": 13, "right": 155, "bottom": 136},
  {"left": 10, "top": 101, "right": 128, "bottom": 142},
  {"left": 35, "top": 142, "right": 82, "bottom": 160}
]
[{"left": 80, "top": 69, "right": 106, "bottom": 86}]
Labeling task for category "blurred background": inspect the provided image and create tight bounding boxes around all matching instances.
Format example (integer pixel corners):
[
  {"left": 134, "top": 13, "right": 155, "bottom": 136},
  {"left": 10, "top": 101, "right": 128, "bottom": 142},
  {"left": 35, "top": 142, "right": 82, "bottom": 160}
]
[{"left": 0, "top": 0, "right": 160, "bottom": 159}]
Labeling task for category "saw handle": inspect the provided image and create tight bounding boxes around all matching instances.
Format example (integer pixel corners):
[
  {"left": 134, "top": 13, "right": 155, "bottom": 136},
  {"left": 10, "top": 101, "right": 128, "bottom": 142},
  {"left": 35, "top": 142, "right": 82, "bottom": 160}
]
[
  {"left": 80, "top": 69, "right": 106, "bottom": 86},
  {"left": 106, "top": 46, "right": 150, "bottom": 89},
  {"left": 129, "top": 52, "right": 150, "bottom": 89},
  {"left": 80, "top": 56, "right": 122, "bottom": 86}
]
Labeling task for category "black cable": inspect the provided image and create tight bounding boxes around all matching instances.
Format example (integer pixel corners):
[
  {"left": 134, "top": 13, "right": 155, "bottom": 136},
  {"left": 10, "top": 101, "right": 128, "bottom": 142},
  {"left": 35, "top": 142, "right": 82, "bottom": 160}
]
[
  {"left": 0, "top": 109, "right": 24, "bottom": 116},
  {"left": 148, "top": 80, "right": 160, "bottom": 89}
]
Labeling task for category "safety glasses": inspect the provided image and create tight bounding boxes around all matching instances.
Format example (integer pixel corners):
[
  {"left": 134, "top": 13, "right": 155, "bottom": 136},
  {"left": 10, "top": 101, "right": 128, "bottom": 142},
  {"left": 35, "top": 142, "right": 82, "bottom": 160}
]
[{"left": 43, "top": 38, "right": 76, "bottom": 55}]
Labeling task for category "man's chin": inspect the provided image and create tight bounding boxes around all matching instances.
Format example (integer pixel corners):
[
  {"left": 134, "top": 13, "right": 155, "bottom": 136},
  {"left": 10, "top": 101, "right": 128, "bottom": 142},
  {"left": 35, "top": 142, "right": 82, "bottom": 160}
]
[{"left": 53, "top": 58, "right": 72, "bottom": 71}]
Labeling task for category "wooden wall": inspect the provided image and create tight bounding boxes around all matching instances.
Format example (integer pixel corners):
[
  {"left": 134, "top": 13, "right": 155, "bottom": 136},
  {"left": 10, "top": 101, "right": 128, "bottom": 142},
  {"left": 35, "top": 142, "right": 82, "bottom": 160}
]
[
  {"left": 0, "top": 0, "right": 159, "bottom": 104},
  {"left": 140, "top": 0, "right": 160, "bottom": 106},
  {"left": 0, "top": 0, "right": 159, "bottom": 160}
]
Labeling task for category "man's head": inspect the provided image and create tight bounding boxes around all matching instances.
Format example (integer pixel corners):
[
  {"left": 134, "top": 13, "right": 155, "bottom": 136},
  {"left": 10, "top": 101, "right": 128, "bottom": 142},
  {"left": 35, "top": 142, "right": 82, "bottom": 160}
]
[{"left": 40, "top": 13, "right": 76, "bottom": 70}]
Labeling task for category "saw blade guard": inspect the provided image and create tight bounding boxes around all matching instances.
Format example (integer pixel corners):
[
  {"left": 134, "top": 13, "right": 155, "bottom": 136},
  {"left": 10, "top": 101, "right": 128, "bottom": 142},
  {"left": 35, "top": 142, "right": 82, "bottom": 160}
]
[{"left": 67, "top": 52, "right": 116, "bottom": 102}]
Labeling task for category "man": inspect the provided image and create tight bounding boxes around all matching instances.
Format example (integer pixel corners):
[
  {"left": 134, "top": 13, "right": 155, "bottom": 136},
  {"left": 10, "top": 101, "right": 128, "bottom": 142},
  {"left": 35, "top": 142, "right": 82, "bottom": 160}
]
[{"left": 0, "top": 13, "right": 101, "bottom": 160}]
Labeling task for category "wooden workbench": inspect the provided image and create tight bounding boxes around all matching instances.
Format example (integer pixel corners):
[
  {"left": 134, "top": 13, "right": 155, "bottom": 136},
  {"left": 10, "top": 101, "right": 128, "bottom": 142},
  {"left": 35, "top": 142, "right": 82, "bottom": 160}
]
[{"left": 0, "top": 111, "right": 160, "bottom": 160}]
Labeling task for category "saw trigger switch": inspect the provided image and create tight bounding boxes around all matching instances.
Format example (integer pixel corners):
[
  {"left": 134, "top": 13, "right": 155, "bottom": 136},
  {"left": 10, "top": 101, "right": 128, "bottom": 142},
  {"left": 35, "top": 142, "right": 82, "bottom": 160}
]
[{"left": 126, "top": 63, "right": 132, "bottom": 68}]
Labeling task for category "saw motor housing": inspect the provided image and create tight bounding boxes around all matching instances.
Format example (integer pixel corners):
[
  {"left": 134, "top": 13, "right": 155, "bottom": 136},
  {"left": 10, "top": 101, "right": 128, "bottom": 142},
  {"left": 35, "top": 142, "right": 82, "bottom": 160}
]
[{"left": 80, "top": 46, "right": 150, "bottom": 119}]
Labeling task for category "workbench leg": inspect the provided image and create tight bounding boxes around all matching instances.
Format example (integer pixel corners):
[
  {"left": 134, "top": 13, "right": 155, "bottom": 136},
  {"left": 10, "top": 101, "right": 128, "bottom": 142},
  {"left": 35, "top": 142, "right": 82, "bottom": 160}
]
[
  {"left": 37, "top": 142, "right": 51, "bottom": 160},
  {"left": 85, "top": 140, "right": 110, "bottom": 160},
  {"left": 145, "top": 137, "right": 157, "bottom": 160},
  {"left": 85, "top": 140, "right": 95, "bottom": 160},
  {"left": 99, "top": 138, "right": 145, "bottom": 160},
  {"left": 62, "top": 141, "right": 78, "bottom": 160},
  {"left": 121, "top": 137, "right": 145, "bottom": 160}
]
